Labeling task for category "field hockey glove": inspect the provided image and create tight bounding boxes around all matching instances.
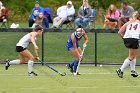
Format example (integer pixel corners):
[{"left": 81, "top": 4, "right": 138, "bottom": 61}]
[
  {"left": 83, "top": 43, "right": 87, "bottom": 48},
  {"left": 79, "top": 54, "right": 83, "bottom": 61},
  {"left": 36, "top": 56, "right": 40, "bottom": 61}
]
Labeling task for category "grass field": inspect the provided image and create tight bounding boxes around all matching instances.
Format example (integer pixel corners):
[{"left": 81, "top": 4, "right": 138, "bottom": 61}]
[
  {"left": 1, "top": 32, "right": 140, "bottom": 64},
  {"left": 0, "top": 64, "right": 140, "bottom": 93}
]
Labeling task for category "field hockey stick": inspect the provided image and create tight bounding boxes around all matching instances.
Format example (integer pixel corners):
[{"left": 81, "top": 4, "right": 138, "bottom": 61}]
[
  {"left": 76, "top": 47, "right": 86, "bottom": 75},
  {"left": 39, "top": 60, "right": 66, "bottom": 76}
]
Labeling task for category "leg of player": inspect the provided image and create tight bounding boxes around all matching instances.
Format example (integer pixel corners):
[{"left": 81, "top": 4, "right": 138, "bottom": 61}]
[
  {"left": 77, "top": 47, "right": 82, "bottom": 55},
  {"left": 116, "top": 48, "right": 131, "bottom": 78},
  {"left": 66, "top": 48, "right": 79, "bottom": 74},
  {"left": 128, "top": 49, "right": 138, "bottom": 77},
  {"left": 20, "top": 49, "right": 37, "bottom": 76},
  {"left": 6, "top": 49, "right": 37, "bottom": 76},
  {"left": 116, "top": 48, "right": 138, "bottom": 78},
  {"left": 70, "top": 49, "right": 81, "bottom": 75},
  {"left": 5, "top": 54, "right": 26, "bottom": 70}
]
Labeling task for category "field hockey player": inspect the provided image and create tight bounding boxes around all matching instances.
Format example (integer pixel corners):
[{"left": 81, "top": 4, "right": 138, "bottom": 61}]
[
  {"left": 5, "top": 25, "right": 43, "bottom": 76},
  {"left": 66, "top": 25, "right": 88, "bottom": 76},
  {"left": 116, "top": 11, "right": 140, "bottom": 78}
]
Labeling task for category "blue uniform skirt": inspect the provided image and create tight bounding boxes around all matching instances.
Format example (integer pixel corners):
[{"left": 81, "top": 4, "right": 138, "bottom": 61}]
[{"left": 66, "top": 41, "right": 80, "bottom": 51}]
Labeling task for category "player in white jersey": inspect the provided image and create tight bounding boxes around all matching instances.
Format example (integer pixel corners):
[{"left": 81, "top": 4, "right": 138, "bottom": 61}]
[
  {"left": 5, "top": 25, "right": 43, "bottom": 76},
  {"left": 116, "top": 11, "right": 140, "bottom": 78}
]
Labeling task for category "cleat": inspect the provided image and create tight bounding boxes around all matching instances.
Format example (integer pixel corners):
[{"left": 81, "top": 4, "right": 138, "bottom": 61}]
[
  {"left": 66, "top": 64, "right": 73, "bottom": 73},
  {"left": 131, "top": 70, "right": 138, "bottom": 77},
  {"left": 5, "top": 59, "right": 10, "bottom": 70},
  {"left": 73, "top": 72, "right": 77, "bottom": 76},
  {"left": 73, "top": 72, "right": 81, "bottom": 76},
  {"left": 116, "top": 69, "right": 123, "bottom": 78},
  {"left": 28, "top": 71, "right": 37, "bottom": 76}
]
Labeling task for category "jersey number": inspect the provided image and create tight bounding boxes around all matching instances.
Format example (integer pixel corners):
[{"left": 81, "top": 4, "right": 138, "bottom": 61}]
[{"left": 129, "top": 24, "right": 138, "bottom": 30}]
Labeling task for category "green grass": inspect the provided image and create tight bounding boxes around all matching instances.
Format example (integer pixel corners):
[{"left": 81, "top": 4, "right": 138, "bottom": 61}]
[
  {"left": 0, "top": 32, "right": 140, "bottom": 64},
  {"left": 0, "top": 64, "right": 140, "bottom": 93}
]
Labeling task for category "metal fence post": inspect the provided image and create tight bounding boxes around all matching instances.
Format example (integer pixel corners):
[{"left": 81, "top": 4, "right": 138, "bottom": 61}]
[
  {"left": 95, "top": 31, "right": 97, "bottom": 66},
  {"left": 42, "top": 31, "right": 44, "bottom": 62}
]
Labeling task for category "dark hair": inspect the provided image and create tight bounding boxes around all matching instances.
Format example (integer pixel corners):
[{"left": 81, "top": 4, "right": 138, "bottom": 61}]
[
  {"left": 77, "top": 25, "right": 83, "bottom": 29},
  {"left": 122, "top": 2, "right": 128, "bottom": 6},
  {"left": 33, "top": 25, "right": 43, "bottom": 32}
]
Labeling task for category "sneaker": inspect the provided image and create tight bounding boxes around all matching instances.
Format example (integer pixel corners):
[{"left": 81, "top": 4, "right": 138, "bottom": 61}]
[
  {"left": 131, "top": 70, "right": 138, "bottom": 77},
  {"left": 66, "top": 64, "right": 73, "bottom": 73},
  {"left": 73, "top": 72, "right": 77, "bottom": 76},
  {"left": 3, "top": 19, "right": 7, "bottom": 22},
  {"left": 5, "top": 59, "right": 10, "bottom": 70},
  {"left": 28, "top": 71, "right": 38, "bottom": 76},
  {"left": 73, "top": 72, "right": 81, "bottom": 76},
  {"left": 116, "top": 69, "right": 123, "bottom": 78}
]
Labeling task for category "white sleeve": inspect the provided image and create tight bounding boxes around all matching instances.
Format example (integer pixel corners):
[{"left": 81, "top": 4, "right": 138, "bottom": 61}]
[
  {"left": 67, "top": 6, "right": 75, "bottom": 16},
  {"left": 57, "top": 7, "right": 61, "bottom": 16}
]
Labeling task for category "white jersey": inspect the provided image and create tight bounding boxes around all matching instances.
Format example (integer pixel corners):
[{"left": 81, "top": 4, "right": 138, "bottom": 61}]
[
  {"left": 123, "top": 20, "right": 140, "bottom": 39},
  {"left": 16, "top": 34, "right": 31, "bottom": 48}
]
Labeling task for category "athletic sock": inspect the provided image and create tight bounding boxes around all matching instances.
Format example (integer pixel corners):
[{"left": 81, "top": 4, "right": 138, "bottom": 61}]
[
  {"left": 130, "top": 59, "right": 136, "bottom": 71},
  {"left": 9, "top": 59, "right": 20, "bottom": 65},
  {"left": 70, "top": 60, "right": 76, "bottom": 67},
  {"left": 120, "top": 58, "right": 131, "bottom": 72},
  {"left": 73, "top": 60, "right": 79, "bottom": 73},
  {"left": 28, "top": 60, "right": 34, "bottom": 73}
]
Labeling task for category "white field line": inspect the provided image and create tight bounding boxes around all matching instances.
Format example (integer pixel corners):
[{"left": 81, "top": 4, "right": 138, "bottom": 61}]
[
  {"left": 68, "top": 86, "right": 140, "bottom": 89},
  {"left": 78, "top": 78, "right": 140, "bottom": 82},
  {"left": 20, "top": 87, "right": 47, "bottom": 90},
  {"left": 78, "top": 78, "right": 121, "bottom": 81},
  {"left": 121, "top": 86, "right": 140, "bottom": 88},
  {"left": 0, "top": 71, "right": 133, "bottom": 76},
  {"left": 0, "top": 73, "right": 115, "bottom": 76},
  {"left": 69, "top": 86, "right": 97, "bottom": 89},
  {"left": 0, "top": 74, "right": 25, "bottom": 76},
  {"left": 81, "top": 72, "right": 116, "bottom": 75}
]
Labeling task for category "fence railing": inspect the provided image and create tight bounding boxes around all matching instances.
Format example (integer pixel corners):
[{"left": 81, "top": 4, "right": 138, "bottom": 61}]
[{"left": 2, "top": 28, "right": 137, "bottom": 66}]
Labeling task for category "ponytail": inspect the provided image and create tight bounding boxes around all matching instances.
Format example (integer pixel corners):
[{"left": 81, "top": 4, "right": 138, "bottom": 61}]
[
  {"left": 33, "top": 24, "right": 43, "bottom": 32},
  {"left": 132, "top": 11, "right": 139, "bottom": 21}
]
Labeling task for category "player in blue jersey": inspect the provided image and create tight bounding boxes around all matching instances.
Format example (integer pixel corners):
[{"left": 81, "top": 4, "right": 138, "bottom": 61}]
[{"left": 66, "top": 25, "right": 88, "bottom": 75}]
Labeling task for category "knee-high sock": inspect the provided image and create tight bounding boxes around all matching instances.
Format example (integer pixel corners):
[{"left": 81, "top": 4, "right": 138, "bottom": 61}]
[
  {"left": 28, "top": 60, "right": 33, "bottom": 73},
  {"left": 73, "top": 60, "right": 79, "bottom": 73},
  {"left": 9, "top": 59, "right": 20, "bottom": 65},
  {"left": 120, "top": 58, "right": 131, "bottom": 72},
  {"left": 130, "top": 59, "right": 136, "bottom": 71},
  {"left": 70, "top": 60, "right": 77, "bottom": 67}
]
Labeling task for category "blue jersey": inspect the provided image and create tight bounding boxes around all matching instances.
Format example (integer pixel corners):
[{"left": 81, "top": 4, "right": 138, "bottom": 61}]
[{"left": 66, "top": 31, "right": 82, "bottom": 51}]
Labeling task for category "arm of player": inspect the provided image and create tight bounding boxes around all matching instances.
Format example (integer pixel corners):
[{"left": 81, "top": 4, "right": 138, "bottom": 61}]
[
  {"left": 30, "top": 33, "right": 40, "bottom": 60},
  {"left": 118, "top": 22, "right": 130, "bottom": 38},
  {"left": 71, "top": 34, "right": 81, "bottom": 59},
  {"left": 83, "top": 31, "right": 88, "bottom": 48}
]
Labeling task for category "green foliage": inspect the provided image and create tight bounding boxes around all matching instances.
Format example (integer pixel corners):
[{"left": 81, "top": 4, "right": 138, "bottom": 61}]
[{"left": 0, "top": 0, "right": 140, "bottom": 22}]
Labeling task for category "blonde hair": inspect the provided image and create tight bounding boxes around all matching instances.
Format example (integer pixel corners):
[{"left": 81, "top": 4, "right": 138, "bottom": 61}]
[
  {"left": 130, "top": 11, "right": 139, "bottom": 22},
  {"left": 132, "top": 11, "right": 139, "bottom": 19},
  {"left": 83, "top": 0, "right": 89, "bottom": 7},
  {"left": 0, "top": 1, "right": 3, "bottom": 6}
]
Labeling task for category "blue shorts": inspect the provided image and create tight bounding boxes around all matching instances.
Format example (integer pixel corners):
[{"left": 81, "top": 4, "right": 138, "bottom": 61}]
[{"left": 66, "top": 42, "right": 80, "bottom": 51}]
